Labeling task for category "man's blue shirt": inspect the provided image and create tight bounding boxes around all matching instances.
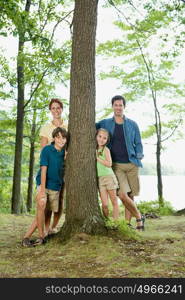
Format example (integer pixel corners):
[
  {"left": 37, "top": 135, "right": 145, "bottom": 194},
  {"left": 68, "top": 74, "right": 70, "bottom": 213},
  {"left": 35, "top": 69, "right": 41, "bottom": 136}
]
[
  {"left": 96, "top": 116, "right": 144, "bottom": 167},
  {"left": 36, "top": 143, "right": 65, "bottom": 191}
]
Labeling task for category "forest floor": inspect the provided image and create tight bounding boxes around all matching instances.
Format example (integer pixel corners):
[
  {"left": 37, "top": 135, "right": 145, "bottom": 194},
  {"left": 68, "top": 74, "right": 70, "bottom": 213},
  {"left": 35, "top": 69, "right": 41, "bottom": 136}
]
[{"left": 0, "top": 213, "right": 185, "bottom": 278}]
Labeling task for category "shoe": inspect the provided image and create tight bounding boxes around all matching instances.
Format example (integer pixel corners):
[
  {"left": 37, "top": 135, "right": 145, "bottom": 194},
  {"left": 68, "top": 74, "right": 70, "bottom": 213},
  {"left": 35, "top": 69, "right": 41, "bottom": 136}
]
[
  {"left": 21, "top": 238, "right": 34, "bottom": 247},
  {"left": 32, "top": 237, "right": 46, "bottom": 246},
  {"left": 136, "top": 215, "right": 145, "bottom": 231}
]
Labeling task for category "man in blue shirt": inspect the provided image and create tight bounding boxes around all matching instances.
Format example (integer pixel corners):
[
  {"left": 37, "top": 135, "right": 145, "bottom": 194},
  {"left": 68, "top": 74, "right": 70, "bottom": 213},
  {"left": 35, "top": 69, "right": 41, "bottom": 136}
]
[
  {"left": 22, "top": 127, "right": 68, "bottom": 246},
  {"left": 96, "top": 95, "right": 144, "bottom": 229}
]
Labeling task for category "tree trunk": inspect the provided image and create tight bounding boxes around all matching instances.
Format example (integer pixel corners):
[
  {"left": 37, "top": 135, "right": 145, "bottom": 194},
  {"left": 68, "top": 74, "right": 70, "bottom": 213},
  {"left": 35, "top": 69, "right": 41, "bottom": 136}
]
[
  {"left": 156, "top": 139, "right": 164, "bottom": 206},
  {"left": 60, "top": 0, "right": 106, "bottom": 240},
  {"left": 11, "top": 0, "right": 32, "bottom": 214},
  {"left": 11, "top": 38, "right": 25, "bottom": 214},
  {"left": 26, "top": 109, "right": 37, "bottom": 212},
  {"left": 27, "top": 141, "right": 35, "bottom": 212}
]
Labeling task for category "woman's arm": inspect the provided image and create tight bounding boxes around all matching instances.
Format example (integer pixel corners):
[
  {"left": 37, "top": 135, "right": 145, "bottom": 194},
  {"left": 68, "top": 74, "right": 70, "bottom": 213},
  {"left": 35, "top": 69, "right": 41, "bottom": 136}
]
[
  {"left": 96, "top": 147, "right": 112, "bottom": 168},
  {"left": 40, "top": 136, "right": 48, "bottom": 149}
]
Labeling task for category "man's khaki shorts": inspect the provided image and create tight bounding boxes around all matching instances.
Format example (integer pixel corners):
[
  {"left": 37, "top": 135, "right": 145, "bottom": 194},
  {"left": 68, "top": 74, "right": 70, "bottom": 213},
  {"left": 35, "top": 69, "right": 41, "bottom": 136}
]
[
  {"left": 37, "top": 186, "right": 60, "bottom": 212},
  {"left": 98, "top": 174, "right": 119, "bottom": 192},
  {"left": 112, "top": 163, "right": 140, "bottom": 197}
]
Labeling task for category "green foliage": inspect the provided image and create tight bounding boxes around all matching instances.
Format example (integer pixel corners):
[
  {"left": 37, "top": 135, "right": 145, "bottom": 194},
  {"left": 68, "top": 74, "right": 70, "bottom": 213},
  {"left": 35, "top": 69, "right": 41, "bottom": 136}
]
[
  {"left": 105, "top": 218, "right": 139, "bottom": 240},
  {"left": 142, "top": 125, "right": 156, "bottom": 139},
  {"left": 137, "top": 200, "right": 175, "bottom": 216}
]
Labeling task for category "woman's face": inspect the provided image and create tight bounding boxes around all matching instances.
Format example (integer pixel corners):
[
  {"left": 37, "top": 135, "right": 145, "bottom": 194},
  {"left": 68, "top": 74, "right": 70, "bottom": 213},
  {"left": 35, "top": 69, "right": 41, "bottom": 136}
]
[{"left": 50, "top": 102, "right": 62, "bottom": 119}]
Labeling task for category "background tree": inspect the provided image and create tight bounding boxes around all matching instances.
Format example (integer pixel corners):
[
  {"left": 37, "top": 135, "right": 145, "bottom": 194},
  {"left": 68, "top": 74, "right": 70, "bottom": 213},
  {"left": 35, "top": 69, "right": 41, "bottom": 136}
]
[{"left": 61, "top": 0, "right": 106, "bottom": 240}]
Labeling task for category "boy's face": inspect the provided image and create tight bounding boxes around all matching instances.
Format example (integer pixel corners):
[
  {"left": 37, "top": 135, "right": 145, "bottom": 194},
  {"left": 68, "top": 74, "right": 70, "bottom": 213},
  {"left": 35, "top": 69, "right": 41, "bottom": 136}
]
[{"left": 54, "top": 133, "right": 67, "bottom": 149}]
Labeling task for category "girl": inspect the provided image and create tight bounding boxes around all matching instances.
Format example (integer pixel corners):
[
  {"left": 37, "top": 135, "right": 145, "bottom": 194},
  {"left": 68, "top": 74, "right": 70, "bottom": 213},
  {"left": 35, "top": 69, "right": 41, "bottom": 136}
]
[{"left": 96, "top": 128, "right": 119, "bottom": 220}]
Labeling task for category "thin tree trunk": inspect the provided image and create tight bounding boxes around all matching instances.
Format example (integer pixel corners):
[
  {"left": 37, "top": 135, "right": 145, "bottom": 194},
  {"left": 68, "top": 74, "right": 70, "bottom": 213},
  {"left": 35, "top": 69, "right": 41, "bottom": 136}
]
[
  {"left": 156, "top": 140, "right": 164, "bottom": 206},
  {"left": 60, "top": 0, "right": 106, "bottom": 240},
  {"left": 26, "top": 109, "right": 37, "bottom": 212},
  {"left": 27, "top": 141, "right": 35, "bottom": 212},
  {"left": 11, "top": 0, "right": 32, "bottom": 214},
  {"left": 11, "top": 38, "right": 25, "bottom": 214}
]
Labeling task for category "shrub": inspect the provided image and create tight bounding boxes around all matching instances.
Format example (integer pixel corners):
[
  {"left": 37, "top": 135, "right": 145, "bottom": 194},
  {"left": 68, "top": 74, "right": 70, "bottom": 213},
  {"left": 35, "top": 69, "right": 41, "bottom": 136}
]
[{"left": 137, "top": 200, "right": 175, "bottom": 216}]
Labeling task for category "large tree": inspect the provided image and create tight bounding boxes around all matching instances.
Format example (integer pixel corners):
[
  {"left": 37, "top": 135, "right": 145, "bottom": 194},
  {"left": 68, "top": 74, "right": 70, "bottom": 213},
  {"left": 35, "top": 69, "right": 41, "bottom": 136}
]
[{"left": 61, "top": 0, "right": 106, "bottom": 239}]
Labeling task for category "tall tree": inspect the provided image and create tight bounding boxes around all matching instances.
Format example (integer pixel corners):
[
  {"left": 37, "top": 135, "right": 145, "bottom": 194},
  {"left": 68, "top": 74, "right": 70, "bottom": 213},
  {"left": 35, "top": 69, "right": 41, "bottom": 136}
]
[
  {"left": 11, "top": 0, "right": 32, "bottom": 213},
  {"left": 61, "top": 0, "right": 106, "bottom": 240}
]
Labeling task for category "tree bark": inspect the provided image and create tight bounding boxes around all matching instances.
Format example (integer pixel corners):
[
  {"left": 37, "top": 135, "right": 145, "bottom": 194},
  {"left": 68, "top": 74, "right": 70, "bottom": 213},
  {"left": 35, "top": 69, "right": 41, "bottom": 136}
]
[
  {"left": 60, "top": 0, "right": 106, "bottom": 240},
  {"left": 26, "top": 110, "right": 36, "bottom": 212},
  {"left": 11, "top": 38, "right": 25, "bottom": 214},
  {"left": 156, "top": 139, "right": 164, "bottom": 206},
  {"left": 11, "top": 0, "right": 32, "bottom": 214}
]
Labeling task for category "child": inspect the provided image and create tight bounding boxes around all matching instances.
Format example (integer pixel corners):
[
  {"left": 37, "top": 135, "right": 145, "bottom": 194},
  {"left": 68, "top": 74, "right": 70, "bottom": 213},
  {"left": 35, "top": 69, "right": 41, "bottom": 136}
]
[
  {"left": 96, "top": 128, "right": 119, "bottom": 220},
  {"left": 22, "top": 127, "right": 68, "bottom": 247}
]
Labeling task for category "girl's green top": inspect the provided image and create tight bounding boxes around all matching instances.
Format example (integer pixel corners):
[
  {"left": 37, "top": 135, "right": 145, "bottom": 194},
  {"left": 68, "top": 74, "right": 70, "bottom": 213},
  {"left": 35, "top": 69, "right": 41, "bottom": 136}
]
[{"left": 97, "top": 147, "right": 114, "bottom": 177}]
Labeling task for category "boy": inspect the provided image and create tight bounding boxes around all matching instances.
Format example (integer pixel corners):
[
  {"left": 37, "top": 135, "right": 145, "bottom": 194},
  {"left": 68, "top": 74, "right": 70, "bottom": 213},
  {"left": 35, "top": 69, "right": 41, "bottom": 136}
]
[{"left": 22, "top": 127, "right": 68, "bottom": 246}]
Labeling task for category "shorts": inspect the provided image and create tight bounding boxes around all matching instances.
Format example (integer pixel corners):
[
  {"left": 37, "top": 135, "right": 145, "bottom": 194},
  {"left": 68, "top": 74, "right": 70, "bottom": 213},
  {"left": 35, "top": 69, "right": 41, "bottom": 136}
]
[
  {"left": 37, "top": 186, "right": 60, "bottom": 212},
  {"left": 112, "top": 162, "right": 140, "bottom": 197},
  {"left": 98, "top": 174, "right": 119, "bottom": 192}
]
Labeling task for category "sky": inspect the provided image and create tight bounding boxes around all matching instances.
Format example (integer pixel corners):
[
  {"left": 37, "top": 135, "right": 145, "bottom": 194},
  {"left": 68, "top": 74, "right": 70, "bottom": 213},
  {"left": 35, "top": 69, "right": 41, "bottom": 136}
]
[{"left": 0, "top": 3, "right": 185, "bottom": 173}]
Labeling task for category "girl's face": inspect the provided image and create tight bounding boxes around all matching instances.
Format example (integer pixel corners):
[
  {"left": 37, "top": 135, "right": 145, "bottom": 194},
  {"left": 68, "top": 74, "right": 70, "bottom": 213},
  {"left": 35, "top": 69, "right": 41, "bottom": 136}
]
[
  {"left": 96, "top": 130, "right": 109, "bottom": 147},
  {"left": 50, "top": 102, "right": 62, "bottom": 119},
  {"left": 54, "top": 133, "right": 67, "bottom": 149}
]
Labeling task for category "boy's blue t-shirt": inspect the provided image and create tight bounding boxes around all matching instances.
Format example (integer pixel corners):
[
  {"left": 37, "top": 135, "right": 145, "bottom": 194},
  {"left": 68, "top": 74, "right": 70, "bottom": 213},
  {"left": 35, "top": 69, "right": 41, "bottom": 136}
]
[{"left": 36, "top": 144, "right": 65, "bottom": 191}]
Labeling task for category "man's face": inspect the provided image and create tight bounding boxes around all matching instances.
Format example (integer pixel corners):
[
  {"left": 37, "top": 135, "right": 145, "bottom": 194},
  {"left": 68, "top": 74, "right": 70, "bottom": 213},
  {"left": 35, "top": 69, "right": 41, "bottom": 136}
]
[{"left": 112, "top": 100, "right": 125, "bottom": 117}]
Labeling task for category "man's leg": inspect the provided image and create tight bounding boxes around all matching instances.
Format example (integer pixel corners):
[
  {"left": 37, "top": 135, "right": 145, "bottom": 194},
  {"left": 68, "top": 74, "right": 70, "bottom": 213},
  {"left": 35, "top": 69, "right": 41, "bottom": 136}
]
[
  {"left": 125, "top": 164, "right": 140, "bottom": 224},
  {"left": 125, "top": 193, "right": 134, "bottom": 224},
  {"left": 119, "top": 191, "right": 143, "bottom": 228}
]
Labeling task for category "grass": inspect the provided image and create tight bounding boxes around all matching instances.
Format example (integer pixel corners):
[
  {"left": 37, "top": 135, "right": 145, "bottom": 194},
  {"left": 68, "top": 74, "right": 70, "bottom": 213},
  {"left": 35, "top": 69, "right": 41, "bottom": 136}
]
[{"left": 0, "top": 213, "right": 185, "bottom": 278}]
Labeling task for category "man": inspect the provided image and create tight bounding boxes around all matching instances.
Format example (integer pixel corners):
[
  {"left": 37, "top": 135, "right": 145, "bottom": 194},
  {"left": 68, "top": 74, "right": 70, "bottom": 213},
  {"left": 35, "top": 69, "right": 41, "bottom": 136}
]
[{"left": 96, "top": 95, "right": 144, "bottom": 229}]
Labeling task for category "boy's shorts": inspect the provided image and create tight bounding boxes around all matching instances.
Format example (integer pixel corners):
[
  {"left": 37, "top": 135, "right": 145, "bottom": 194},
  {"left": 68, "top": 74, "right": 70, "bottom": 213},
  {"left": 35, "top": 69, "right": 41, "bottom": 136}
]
[
  {"left": 37, "top": 186, "right": 60, "bottom": 212},
  {"left": 98, "top": 174, "right": 119, "bottom": 192},
  {"left": 112, "top": 162, "right": 140, "bottom": 197}
]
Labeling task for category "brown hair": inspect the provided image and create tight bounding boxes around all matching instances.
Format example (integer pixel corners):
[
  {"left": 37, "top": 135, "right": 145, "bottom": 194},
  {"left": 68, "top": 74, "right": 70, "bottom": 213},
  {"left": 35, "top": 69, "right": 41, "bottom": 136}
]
[{"left": 49, "top": 98, "right": 63, "bottom": 110}]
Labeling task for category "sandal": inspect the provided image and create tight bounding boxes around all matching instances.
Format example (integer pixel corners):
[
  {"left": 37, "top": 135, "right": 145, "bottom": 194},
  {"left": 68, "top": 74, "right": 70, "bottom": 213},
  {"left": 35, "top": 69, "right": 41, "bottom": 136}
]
[
  {"left": 33, "top": 237, "right": 46, "bottom": 246},
  {"left": 136, "top": 215, "right": 145, "bottom": 231},
  {"left": 21, "top": 238, "right": 34, "bottom": 247}
]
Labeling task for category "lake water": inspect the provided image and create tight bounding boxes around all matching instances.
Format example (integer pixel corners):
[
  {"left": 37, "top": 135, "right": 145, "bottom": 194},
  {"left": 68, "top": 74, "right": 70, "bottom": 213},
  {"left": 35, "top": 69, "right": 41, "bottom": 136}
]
[{"left": 133, "top": 175, "right": 185, "bottom": 210}]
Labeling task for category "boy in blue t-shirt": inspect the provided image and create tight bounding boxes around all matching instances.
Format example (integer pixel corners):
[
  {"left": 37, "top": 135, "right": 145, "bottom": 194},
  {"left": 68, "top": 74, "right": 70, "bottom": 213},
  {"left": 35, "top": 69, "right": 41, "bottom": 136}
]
[{"left": 22, "top": 127, "right": 68, "bottom": 246}]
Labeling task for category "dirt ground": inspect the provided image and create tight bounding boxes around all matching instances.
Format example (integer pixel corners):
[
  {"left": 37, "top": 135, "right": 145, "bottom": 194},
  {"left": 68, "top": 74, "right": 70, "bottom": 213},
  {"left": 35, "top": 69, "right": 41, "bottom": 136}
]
[{"left": 0, "top": 213, "right": 185, "bottom": 278}]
